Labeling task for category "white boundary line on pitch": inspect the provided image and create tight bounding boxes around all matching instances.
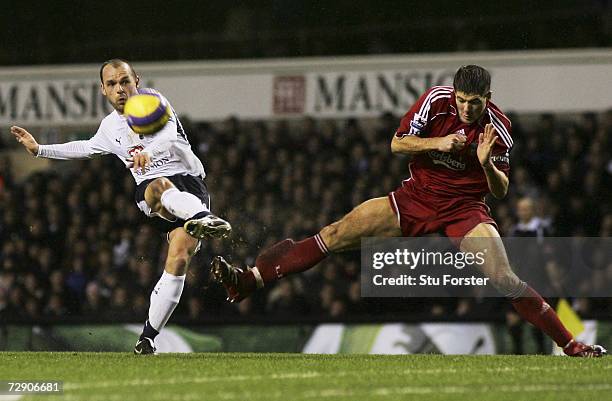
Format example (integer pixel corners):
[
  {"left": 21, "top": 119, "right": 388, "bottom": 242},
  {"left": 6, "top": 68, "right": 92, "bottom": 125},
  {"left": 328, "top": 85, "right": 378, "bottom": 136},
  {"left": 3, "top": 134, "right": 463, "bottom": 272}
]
[
  {"left": 64, "top": 371, "right": 323, "bottom": 390},
  {"left": 39, "top": 383, "right": 612, "bottom": 401},
  {"left": 63, "top": 364, "right": 611, "bottom": 391},
  {"left": 300, "top": 383, "right": 612, "bottom": 399}
]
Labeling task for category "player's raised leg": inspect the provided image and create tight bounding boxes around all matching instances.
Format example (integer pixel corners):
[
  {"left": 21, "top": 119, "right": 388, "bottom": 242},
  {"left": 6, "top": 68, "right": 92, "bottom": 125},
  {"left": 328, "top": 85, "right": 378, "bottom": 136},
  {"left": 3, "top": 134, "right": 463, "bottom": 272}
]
[
  {"left": 135, "top": 227, "right": 199, "bottom": 355},
  {"left": 145, "top": 177, "right": 231, "bottom": 239},
  {"left": 212, "top": 196, "right": 401, "bottom": 302},
  {"left": 461, "top": 223, "right": 606, "bottom": 357}
]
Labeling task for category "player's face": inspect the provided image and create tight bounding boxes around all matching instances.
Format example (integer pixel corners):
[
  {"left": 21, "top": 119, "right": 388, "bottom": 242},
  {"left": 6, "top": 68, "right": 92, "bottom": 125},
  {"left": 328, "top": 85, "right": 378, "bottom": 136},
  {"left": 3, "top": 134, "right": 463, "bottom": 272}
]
[
  {"left": 100, "top": 63, "right": 139, "bottom": 113},
  {"left": 455, "top": 91, "right": 489, "bottom": 124}
]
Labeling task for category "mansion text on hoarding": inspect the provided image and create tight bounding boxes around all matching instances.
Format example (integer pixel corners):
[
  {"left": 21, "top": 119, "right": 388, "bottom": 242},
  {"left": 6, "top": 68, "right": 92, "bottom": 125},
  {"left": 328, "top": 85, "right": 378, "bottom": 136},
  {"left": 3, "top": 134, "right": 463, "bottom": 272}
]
[
  {"left": 1, "top": 49, "right": 610, "bottom": 125},
  {"left": 311, "top": 70, "right": 455, "bottom": 114},
  {"left": 0, "top": 81, "right": 112, "bottom": 123}
]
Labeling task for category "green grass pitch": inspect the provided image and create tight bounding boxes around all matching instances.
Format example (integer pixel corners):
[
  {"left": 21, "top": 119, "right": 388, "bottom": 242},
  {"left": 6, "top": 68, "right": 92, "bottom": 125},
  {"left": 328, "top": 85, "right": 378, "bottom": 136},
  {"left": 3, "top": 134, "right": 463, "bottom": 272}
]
[{"left": 0, "top": 353, "right": 610, "bottom": 401}]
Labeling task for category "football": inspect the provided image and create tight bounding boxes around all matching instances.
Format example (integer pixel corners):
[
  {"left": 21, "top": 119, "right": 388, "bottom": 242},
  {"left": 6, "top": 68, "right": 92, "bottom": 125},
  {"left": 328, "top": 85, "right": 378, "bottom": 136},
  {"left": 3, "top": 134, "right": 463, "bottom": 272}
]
[{"left": 124, "top": 88, "right": 171, "bottom": 135}]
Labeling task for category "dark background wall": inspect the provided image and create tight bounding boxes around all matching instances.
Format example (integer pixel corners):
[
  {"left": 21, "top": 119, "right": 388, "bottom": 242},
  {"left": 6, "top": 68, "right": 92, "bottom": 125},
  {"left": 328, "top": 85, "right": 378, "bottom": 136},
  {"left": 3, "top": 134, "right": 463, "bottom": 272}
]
[{"left": 2, "top": 0, "right": 610, "bottom": 65}]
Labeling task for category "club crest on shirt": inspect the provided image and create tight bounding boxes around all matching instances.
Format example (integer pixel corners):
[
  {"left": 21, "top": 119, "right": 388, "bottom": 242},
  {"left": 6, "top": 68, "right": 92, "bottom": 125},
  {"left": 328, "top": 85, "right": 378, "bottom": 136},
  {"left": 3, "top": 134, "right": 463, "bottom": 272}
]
[
  {"left": 428, "top": 150, "right": 466, "bottom": 171},
  {"left": 128, "top": 145, "right": 144, "bottom": 157}
]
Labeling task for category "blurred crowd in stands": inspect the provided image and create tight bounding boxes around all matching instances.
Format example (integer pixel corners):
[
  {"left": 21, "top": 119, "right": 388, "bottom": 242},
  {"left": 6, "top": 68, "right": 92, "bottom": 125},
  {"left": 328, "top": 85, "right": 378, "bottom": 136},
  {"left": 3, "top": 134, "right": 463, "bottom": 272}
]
[{"left": 0, "top": 110, "right": 611, "bottom": 334}]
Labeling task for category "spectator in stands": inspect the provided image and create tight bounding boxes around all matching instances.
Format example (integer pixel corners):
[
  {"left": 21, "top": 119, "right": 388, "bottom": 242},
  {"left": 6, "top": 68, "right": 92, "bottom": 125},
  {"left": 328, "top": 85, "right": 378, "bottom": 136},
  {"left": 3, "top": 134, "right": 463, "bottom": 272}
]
[
  {"left": 82, "top": 282, "right": 105, "bottom": 316},
  {"left": 510, "top": 197, "right": 550, "bottom": 239}
]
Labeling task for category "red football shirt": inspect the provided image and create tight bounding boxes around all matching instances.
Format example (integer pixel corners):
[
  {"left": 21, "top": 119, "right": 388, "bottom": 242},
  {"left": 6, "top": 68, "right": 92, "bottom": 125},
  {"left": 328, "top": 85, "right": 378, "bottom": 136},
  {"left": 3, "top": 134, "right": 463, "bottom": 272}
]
[{"left": 395, "top": 86, "right": 512, "bottom": 198}]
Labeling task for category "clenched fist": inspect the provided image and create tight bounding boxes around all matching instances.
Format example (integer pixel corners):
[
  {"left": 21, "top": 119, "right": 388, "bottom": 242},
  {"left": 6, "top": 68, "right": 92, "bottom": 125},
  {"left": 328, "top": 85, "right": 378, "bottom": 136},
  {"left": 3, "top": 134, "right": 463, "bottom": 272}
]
[{"left": 437, "top": 133, "right": 466, "bottom": 153}]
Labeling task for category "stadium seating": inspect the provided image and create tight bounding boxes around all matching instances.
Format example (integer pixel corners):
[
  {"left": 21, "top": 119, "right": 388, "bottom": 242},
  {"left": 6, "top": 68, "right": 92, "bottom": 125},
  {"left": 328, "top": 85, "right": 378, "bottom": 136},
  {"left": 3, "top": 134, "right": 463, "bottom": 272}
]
[{"left": 0, "top": 111, "right": 610, "bottom": 323}]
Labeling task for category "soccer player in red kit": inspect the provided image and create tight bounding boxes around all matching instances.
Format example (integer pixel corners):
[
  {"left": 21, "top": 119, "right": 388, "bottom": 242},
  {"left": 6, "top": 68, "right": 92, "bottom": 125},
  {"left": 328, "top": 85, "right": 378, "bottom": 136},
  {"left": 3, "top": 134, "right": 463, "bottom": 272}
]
[{"left": 213, "top": 65, "right": 605, "bottom": 357}]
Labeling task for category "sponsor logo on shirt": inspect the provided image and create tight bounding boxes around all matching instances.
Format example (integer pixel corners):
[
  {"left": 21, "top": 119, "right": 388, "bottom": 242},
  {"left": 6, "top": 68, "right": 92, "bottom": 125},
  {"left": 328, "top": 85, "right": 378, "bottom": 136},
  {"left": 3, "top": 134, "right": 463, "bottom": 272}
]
[
  {"left": 428, "top": 150, "right": 466, "bottom": 171},
  {"left": 135, "top": 157, "right": 172, "bottom": 175}
]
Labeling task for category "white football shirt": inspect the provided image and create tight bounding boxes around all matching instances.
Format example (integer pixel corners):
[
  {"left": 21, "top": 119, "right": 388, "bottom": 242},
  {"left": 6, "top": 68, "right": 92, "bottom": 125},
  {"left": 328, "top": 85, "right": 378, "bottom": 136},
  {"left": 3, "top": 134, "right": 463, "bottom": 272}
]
[{"left": 37, "top": 95, "right": 205, "bottom": 185}]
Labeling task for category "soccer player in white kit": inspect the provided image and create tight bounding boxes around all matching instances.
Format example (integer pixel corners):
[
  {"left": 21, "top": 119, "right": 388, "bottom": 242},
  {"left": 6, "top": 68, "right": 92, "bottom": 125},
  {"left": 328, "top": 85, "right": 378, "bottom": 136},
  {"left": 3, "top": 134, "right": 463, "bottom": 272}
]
[{"left": 11, "top": 59, "right": 231, "bottom": 355}]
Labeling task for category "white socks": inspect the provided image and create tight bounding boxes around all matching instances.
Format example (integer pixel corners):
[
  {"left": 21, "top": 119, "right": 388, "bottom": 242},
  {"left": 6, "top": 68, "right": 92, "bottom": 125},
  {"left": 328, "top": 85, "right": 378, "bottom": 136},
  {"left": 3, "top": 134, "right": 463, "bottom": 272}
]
[
  {"left": 160, "top": 187, "right": 208, "bottom": 220},
  {"left": 146, "top": 187, "right": 207, "bottom": 333},
  {"left": 148, "top": 270, "right": 186, "bottom": 332}
]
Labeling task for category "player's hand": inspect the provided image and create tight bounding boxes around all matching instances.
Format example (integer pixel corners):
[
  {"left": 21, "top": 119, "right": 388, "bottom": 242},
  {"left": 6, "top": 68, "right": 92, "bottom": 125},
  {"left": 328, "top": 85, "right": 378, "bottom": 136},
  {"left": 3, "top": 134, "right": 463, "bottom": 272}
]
[
  {"left": 437, "top": 133, "right": 466, "bottom": 153},
  {"left": 130, "top": 151, "right": 151, "bottom": 174},
  {"left": 10, "top": 126, "right": 39, "bottom": 156},
  {"left": 477, "top": 123, "right": 498, "bottom": 167}
]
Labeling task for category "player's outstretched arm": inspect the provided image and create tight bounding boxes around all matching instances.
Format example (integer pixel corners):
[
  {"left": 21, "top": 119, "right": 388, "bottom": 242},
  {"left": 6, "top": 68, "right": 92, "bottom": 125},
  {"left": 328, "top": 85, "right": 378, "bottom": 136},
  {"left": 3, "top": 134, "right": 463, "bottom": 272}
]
[
  {"left": 478, "top": 123, "right": 509, "bottom": 199},
  {"left": 391, "top": 133, "right": 466, "bottom": 155},
  {"left": 10, "top": 126, "right": 39, "bottom": 156},
  {"left": 11, "top": 124, "right": 111, "bottom": 161}
]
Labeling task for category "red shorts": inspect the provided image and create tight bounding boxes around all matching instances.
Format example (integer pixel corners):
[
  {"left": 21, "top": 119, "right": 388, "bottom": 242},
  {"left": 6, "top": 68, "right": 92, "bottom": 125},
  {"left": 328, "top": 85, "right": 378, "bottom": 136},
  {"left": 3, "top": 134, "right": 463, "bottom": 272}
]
[{"left": 388, "top": 179, "right": 496, "bottom": 239}]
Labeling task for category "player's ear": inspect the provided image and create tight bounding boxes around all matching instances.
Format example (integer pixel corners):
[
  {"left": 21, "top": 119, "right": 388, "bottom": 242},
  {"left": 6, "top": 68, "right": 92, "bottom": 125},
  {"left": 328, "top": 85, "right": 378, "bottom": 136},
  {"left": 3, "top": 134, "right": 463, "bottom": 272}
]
[
  {"left": 485, "top": 91, "right": 492, "bottom": 100},
  {"left": 100, "top": 82, "right": 106, "bottom": 96},
  {"left": 135, "top": 75, "right": 140, "bottom": 88}
]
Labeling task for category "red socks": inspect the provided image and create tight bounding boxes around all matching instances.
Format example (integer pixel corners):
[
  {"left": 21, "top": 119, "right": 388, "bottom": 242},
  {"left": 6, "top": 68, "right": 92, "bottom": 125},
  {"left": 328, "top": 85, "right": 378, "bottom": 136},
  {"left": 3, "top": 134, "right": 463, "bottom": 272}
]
[
  {"left": 511, "top": 285, "right": 572, "bottom": 347},
  {"left": 248, "top": 234, "right": 330, "bottom": 287},
  {"left": 235, "top": 234, "right": 330, "bottom": 297}
]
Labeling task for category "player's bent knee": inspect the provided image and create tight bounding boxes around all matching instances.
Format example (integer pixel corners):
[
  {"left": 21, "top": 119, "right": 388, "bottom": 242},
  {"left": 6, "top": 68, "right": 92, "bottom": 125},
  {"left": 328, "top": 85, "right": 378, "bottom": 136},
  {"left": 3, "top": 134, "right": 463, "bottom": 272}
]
[
  {"left": 320, "top": 220, "right": 358, "bottom": 252},
  {"left": 147, "top": 177, "right": 174, "bottom": 198},
  {"left": 144, "top": 178, "right": 176, "bottom": 214},
  {"left": 319, "top": 223, "right": 340, "bottom": 249},
  {"left": 145, "top": 177, "right": 175, "bottom": 204}
]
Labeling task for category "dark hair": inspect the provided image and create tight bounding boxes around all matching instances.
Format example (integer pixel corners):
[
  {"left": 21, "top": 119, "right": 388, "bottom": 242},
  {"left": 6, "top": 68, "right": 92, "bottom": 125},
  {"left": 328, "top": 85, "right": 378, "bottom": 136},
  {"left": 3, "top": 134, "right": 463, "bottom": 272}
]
[
  {"left": 453, "top": 65, "right": 491, "bottom": 96},
  {"left": 99, "top": 58, "right": 138, "bottom": 83}
]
